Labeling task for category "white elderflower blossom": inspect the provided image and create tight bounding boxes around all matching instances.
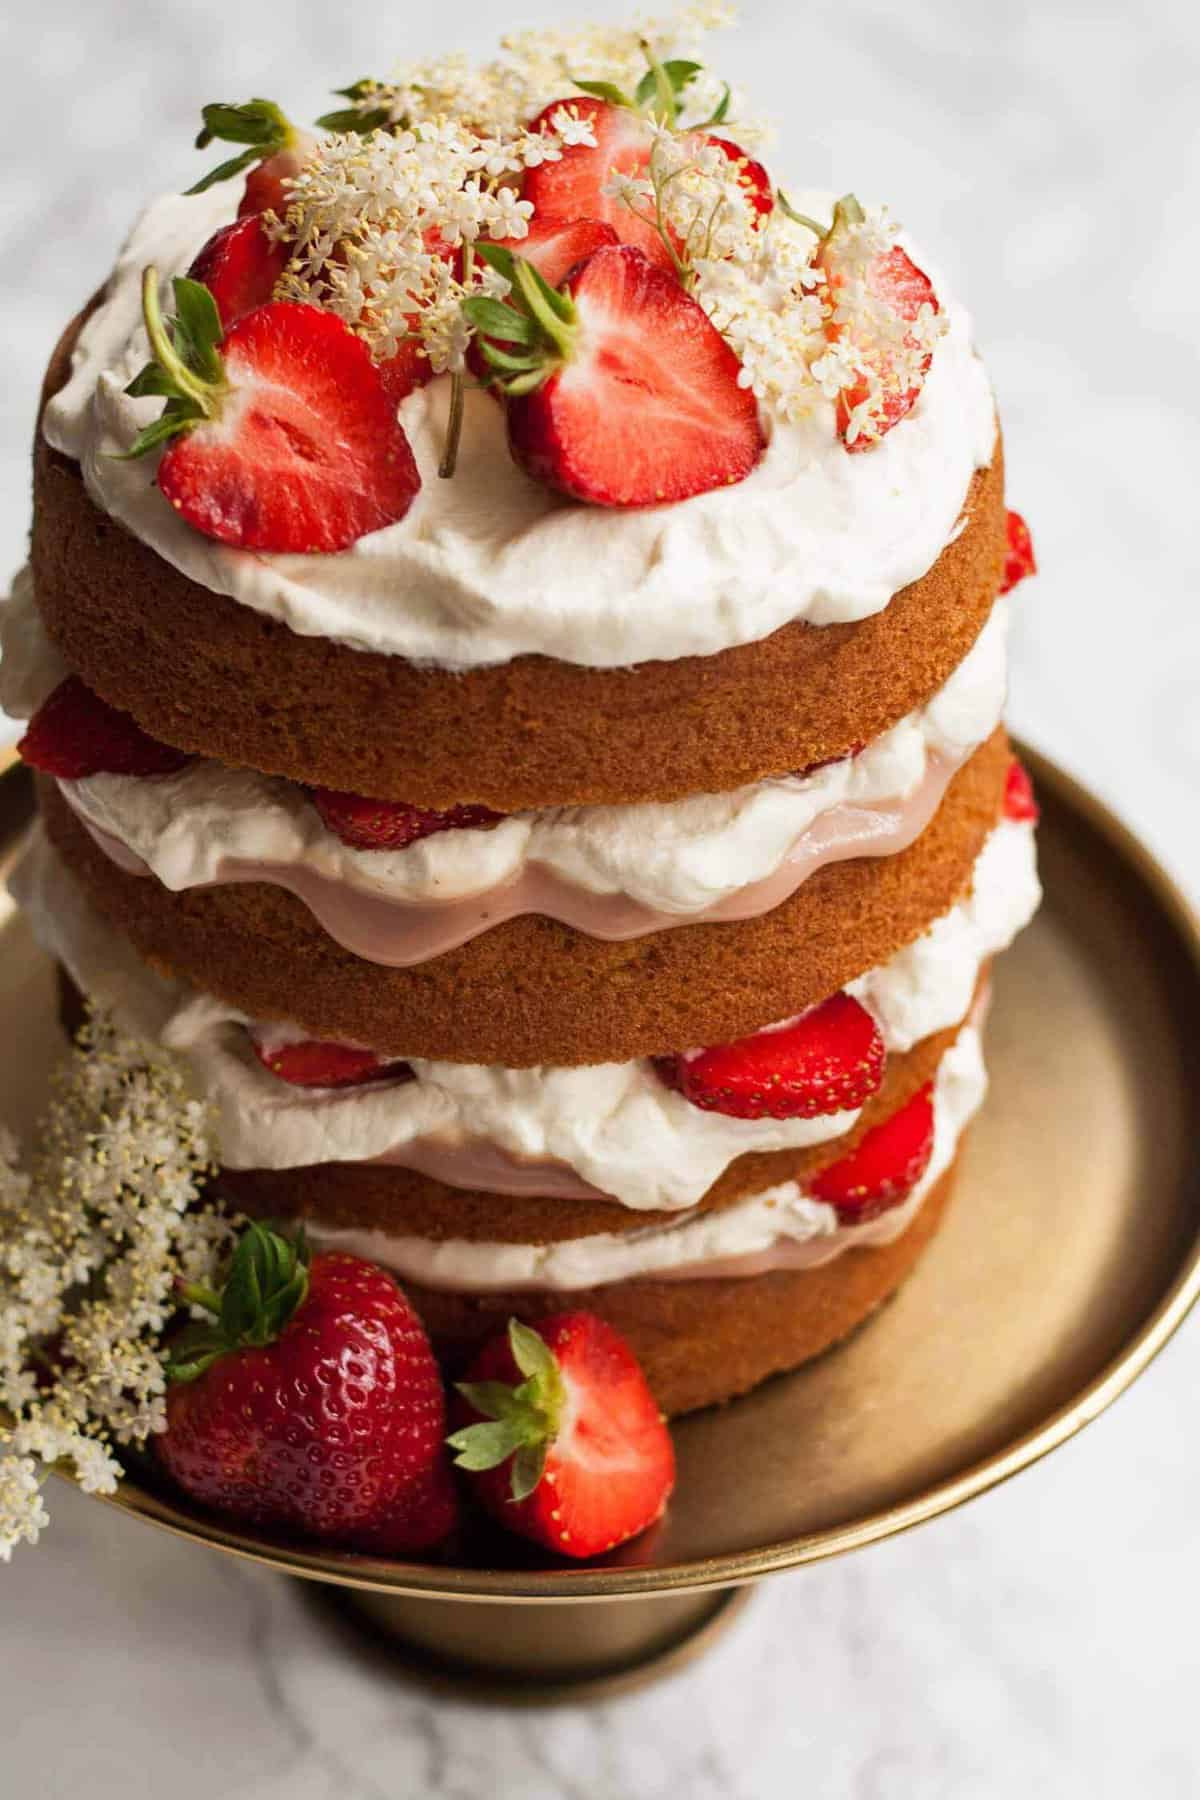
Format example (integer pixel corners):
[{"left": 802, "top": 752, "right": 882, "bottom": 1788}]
[
  {"left": 0, "top": 1457, "right": 48, "bottom": 1562},
  {"left": 276, "top": 9, "right": 942, "bottom": 443},
  {"left": 0, "top": 1010, "right": 232, "bottom": 1562}
]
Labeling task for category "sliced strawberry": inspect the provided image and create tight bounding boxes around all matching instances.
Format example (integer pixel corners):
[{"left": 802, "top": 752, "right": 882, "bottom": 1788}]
[
  {"left": 1001, "top": 509, "right": 1037, "bottom": 594},
  {"left": 248, "top": 1029, "right": 415, "bottom": 1090},
  {"left": 1003, "top": 757, "right": 1040, "bottom": 824},
  {"left": 502, "top": 244, "right": 764, "bottom": 506},
  {"left": 18, "top": 676, "right": 189, "bottom": 779},
  {"left": 493, "top": 216, "right": 620, "bottom": 288},
  {"left": 704, "top": 134, "right": 773, "bottom": 219},
  {"left": 656, "top": 992, "right": 885, "bottom": 1121},
  {"left": 810, "top": 1083, "right": 936, "bottom": 1222},
  {"left": 377, "top": 336, "right": 434, "bottom": 406},
  {"left": 309, "top": 788, "right": 505, "bottom": 852},
  {"left": 151, "top": 300, "right": 421, "bottom": 553},
  {"left": 187, "top": 216, "right": 289, "bottom": 330},
  {"left": 239, "top": 137, "right": 316, "bottom": 219},
  {"left": 448, "top": 1315, "right": 675, "bottom": 1561},
  {"left": 817, "top": 202, "right": 940, "bottom": 450},
  {"left": 523, "top": 99, "right": 674, "bottom": 269}
]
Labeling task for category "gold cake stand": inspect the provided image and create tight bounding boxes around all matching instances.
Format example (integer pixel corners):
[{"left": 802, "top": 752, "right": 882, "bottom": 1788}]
[{"left": 2, "top": 745, "right": 1199, "bottom": 1701}]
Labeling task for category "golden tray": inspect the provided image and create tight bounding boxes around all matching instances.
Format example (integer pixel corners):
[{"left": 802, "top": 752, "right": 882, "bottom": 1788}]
[{"left": 2, "top": 745, "right": 1198, "bottom": 1701}]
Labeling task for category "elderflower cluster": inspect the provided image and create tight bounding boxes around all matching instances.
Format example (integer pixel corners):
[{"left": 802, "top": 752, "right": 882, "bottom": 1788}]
[
  {"left": 334, "top": 3, "right": 750, "bottom": 144},
  {"left": 613, "top": 126, "right": 946, "bottom": 435},
  {"left": 807, "top": 207, "right": 946, "bottom": 446},
  {"left": 274, "top": 119, "right": 583, "bottom": 370},
  {"left": 271, "top": 2, "right": 943, "bottom": 444},
  {"left": 0, "top": 1013, "right": 233, "bottom": 1562}
]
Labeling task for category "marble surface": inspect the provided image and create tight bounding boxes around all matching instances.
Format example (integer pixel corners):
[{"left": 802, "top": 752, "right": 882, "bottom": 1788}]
[{"left": 3, "top": 1, "right": 1199, "bottom": 1794}]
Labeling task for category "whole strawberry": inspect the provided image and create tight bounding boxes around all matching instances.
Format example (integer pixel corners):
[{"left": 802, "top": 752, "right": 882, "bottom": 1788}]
[
  {"left": 158, "top": 1223, "right": 456, "bottom": 1550},
  {"left": 448, "top": 1315, "right": 675, "bottom": 1560}
]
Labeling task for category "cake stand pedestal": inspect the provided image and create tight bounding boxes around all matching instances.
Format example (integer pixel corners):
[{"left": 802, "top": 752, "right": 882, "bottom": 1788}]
[{"left": 4, "top": 746, "right": 1197, "bottom": 1700}]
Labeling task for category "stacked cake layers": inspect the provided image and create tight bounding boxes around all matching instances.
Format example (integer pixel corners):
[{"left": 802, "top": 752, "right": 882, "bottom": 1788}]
[{"left": 4, "top": 165, "right": 1039, "bottom": 1417}]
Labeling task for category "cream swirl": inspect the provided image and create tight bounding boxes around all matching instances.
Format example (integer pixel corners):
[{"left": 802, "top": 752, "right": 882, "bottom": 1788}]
[
  {"left": 303, "top": 1025, "right": 988, "bottom": 1291},
  {"left": 46, "top": 602, "right": 1007, "bottom": 963},
  {"left": 11, "top": 820, "right": 1038, "bottom": 1213},
  {"left": 41, "top": 182, "right": 997, "bottom": 673}
]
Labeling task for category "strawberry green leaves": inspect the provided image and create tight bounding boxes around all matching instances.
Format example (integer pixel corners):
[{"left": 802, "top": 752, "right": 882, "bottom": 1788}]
[
  {"left": 448, "top": 1320, "right": 567, "bottom": 1502},
  {"left": 167, "top": 1221, "right": 310, "bottom": 1383},
  {"left": 122, "top": 270, "right": 227, "bottom": 458},
  {"left": 571, "top": 46, "right": 703, "bottom": 125},
  {"left": 186, "top": 99, "right": 296, "bottom": 195},
  {"left": 315, "top": 80, "right": 392, "bottom": 134},
  {"left": 465, "top": 245, "right": 578, "bottom": 396}
]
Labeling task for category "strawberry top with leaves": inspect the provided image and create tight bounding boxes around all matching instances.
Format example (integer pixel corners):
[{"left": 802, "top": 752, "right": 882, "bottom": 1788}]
[
  {"left": 158, "top": 1223, "right": 453, "bottom": 1547},
  {"left": 186, "top": 98, "right": 317, "bottom": 220},
  {"left": 122, "top": 270, "right": 421, "bottom": 552},
  {"left": 448, "top": 1315, "right": 675, "bottom": 1560},
  {"left": 467, "top": 241, "right": 764, "bottom": 506}
]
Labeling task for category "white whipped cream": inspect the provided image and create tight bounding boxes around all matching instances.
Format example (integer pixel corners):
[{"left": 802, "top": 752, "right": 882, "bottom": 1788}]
[
  {"left": 11, "top": 820, "right": 1037, "bottom": 1213},
  {"left": 40, "top": 182, "right": 997, "bottom": 672},
  {"left": 0, "top": 567, "right": 66, "bottom": 721},
  {"left": 41, "top": 601, "right": 1008, "bottom": 961},
  {"left": 303, "top": 1024, "right": 988, "bottom": 1291}
]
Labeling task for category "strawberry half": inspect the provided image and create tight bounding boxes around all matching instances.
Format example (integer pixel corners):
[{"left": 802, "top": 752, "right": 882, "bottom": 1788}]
[
  {"left": 248, "top": 1028, "right": 415, "bottom": 1090},
  {"left": 1001, "top": 509, "right": 1037, "bottom": 594},
  {"left": 491, "top": 216, "right": 619, "bottom": 289},
  {"left": 1003, "top": 757, "right": 1040, "bottom": 824},
  {"left": 814, "top": 195, "right": 940, "bottom": 451},
  {"left": 706, "top": 134, "right": 773, "bottom": 219},
  {"left": 809, "top": 1083, "right": 936, "bottom": 1223},
  {"left": 523, "top": 98, "right": 673, "bottom": 269},
  {"left": 470, "top": 243, "right": 764, "bottom": 506},
  {"left": 448, "top": 1315, "right": 675, "bottom": 1561},
  {"left": 309, "top": 787, "right": 505, "bottom": 852},
  {"left": 656, "top": 991, "right": 885, "bottom": 1120},
  {"left": 187, "top": 216, "right": 289, "bottom": 330},
  {"left": 159, "top": 1224, "right": 455, "bottom": 1549},
  {"left": 123, "top": 272, "right": 421, "bottom": 553},
  {"left": 18, "top": 676, "right": 189, "bottom": 779},
  {"left": 185, "top": 98, "right": 316, "bottom": 220}
]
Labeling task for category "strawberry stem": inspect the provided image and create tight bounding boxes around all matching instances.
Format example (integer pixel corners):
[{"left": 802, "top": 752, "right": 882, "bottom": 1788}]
[
  {"left": 511, "top": 260, "right": 576, "bottom": 358},
  {"left": 639, "top": 38, "right": 678, "bottom": 126},
  {"left": 164, "top": 1222, "right": 311, "bottom": 1385},
  {"left": 175, "top": 1278, "right": 222, "bottom": 1318},
  {"left": 439, "top": 240, "right": 474, "bottom": 479},
  {"left": 140, "top": 270, "right": 214, "bottom": 411},
  {"left": 775, "top": 191, "right": 831, "bottom": 240}
]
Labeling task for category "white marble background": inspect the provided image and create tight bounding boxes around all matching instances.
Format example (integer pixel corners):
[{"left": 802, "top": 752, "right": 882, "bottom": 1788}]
[{"left": 3, "top": 0, "right": 1199, "bottom": 1793}]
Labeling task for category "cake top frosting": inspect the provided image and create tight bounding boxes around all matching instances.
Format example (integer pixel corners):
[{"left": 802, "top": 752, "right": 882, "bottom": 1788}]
[{"left": 42, "top": 4, "right": 997, "bottom": 669}]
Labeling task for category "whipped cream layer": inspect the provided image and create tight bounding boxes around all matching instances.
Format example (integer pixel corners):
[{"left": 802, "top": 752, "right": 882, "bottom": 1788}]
[
  {"left": 42, "top": 602, "right": 1007, "bottom": 964},
  {"left": 41, "top": 181, "right": 997, "bottom": 673},
  {"left": 12, "top": 820, "right": 1038, "bottom": 1213},
  {"left": 304, "top": 1024, "right": 987, "bottom": 1291}
]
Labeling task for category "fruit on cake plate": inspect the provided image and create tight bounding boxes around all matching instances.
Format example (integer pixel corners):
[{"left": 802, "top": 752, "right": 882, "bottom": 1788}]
[{"left": 0, "top": 7, "right": 1041, "bottom": 1559}]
